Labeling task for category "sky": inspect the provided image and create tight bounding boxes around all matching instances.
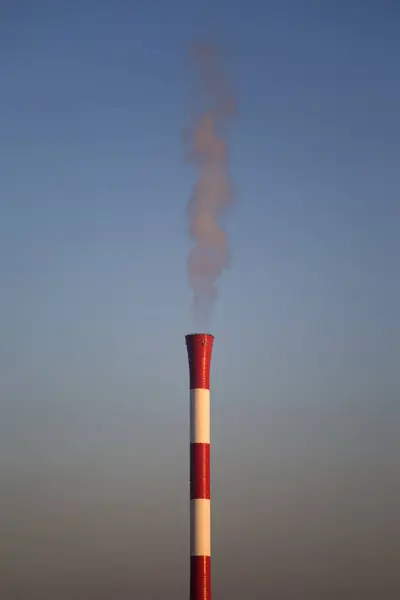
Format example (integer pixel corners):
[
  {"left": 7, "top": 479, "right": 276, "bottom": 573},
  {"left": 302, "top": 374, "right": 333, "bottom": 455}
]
[{"left": 0, "top": 1, "right": 399, "bottom": 598}]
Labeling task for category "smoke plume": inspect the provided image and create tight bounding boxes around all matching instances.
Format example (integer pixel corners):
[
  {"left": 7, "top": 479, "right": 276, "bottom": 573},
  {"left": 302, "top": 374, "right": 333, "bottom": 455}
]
[{"left": 183, "top": 43, "right": 236, "bottom": 326}]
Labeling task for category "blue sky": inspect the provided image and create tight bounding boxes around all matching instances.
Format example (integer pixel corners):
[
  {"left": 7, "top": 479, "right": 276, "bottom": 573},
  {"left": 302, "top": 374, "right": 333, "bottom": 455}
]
[{"left": 1, "top": 2, "right": 399, "bottom": 598}]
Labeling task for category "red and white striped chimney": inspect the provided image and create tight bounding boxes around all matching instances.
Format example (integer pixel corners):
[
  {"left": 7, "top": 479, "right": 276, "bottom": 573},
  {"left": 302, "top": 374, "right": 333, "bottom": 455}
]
[{"left": 185, "top": 333, "right": 214, "bottom": 600}]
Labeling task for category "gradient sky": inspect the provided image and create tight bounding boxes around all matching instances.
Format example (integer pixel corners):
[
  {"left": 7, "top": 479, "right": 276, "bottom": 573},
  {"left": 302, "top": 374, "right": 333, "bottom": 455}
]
[{"left": 1, "top": 1, "right": 399, "bottom": 598}]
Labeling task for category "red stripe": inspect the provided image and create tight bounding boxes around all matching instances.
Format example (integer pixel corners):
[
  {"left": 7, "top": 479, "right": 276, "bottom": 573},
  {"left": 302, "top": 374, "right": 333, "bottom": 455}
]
[
  {"left": 190, "top": 443, "right": 210, "bottom": 499},
  {"left": 190, "top": 555, "right": 211, "bottom": 600},
  {"left": 186, "top": 334, "right": 214, "bottom": 390}
]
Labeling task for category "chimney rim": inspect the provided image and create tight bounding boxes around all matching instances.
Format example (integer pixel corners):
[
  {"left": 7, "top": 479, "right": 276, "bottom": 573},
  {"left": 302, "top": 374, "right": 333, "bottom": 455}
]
[{"left": 185, "top": 332, "right": 214, "bottom": 339}]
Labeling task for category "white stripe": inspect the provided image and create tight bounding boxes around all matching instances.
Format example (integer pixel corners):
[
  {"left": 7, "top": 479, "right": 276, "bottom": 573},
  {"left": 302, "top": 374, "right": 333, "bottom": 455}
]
[
  {"left": 190, "top": 389, "right": 210, "bottom": 444},
  {"left": 190, "top": 499, "right": 211, "bottom": 556}
]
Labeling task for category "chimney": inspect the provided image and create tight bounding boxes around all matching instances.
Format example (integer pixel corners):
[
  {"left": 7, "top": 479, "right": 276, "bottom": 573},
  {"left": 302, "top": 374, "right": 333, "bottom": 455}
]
[{"left": 185, "top": 333, "right": 214, "bottom": 600}]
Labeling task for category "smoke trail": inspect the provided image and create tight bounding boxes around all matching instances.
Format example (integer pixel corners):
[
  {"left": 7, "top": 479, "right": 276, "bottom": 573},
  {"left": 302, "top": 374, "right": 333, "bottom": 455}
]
[{"left": 183, "top": 43, "right": 236, "bottom": 326}]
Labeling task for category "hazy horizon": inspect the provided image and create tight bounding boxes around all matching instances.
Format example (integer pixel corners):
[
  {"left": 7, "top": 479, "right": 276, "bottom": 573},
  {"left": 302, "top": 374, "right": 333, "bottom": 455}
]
[{"left": 1, "top": 1, "right": 399, "bottom": 598}]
